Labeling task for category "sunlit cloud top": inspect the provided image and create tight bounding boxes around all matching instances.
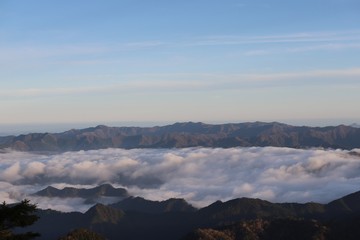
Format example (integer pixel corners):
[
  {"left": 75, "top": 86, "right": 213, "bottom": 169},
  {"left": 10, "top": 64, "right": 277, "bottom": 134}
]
[{"left": 1, "top": 147, "right": 360, "bottom": 212}]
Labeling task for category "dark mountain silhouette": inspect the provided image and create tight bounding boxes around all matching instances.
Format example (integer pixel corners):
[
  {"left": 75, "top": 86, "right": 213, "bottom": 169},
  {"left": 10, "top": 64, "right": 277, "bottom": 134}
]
[
  {"left": 197, "top": 198, "right": 326, "bottom": 225},
  {"left": 110, "top": 196, "right": 197, "bottom": 214},
  {"left": 326, "top": 190, "right": 360, "bottom": 217},
  {"left": 33, "top": 184, "right": 129, "bottom": 199},
  {"left": 182, "top": 218, "right": 329, "bottom": 240},
  {"left": 84, "top": 203, "right": 124, "bottom": 224},
  {"left": 58, "top": 228, "right": 106, "bottom": 240},
  {"left": 1, "top": 122, "right": 360, "bottom": 151},
  {"left": 16, "top": 189, "right": 360, "bottom": 239}
]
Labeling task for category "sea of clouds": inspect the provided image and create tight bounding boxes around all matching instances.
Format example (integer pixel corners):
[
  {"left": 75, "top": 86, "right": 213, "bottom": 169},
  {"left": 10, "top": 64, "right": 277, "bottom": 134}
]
[{"left": 1, "top": 147, "right": 360, "bottom": 212}]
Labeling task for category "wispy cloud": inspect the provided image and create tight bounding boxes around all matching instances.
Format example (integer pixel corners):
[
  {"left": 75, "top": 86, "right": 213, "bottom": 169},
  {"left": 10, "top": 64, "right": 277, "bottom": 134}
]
[
  {"left": 0, "top": 80, "right": 210, "bottom": 98},
  {"left": 121, "top": 41, "right": 166, "bottom": 50},
  {"left": 0, "top": 41, "right": 166, "bottom": 64},
  {"left": 244, "top": 42, "right": 360, "bottom": 56},
  {"left": 194, "top": 30, "right": 360, "bottom": 46},
  {"left": 1, "top": 30, "right": 359, "bottom": 64},
  {"left": 229, "top": 68, "right": 360, "bottom": 81},
  {"left": 1, "top": 67, "right": 360, "bottom": 99}
]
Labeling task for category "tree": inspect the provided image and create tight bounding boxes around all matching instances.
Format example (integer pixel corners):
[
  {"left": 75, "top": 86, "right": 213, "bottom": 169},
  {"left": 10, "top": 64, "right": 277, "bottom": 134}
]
[
  {"left": 0, "top": 199, "right": 40, "bottom": 239},
  {"left": 58, "top": 228, "right": 106, "bottom": 240}
]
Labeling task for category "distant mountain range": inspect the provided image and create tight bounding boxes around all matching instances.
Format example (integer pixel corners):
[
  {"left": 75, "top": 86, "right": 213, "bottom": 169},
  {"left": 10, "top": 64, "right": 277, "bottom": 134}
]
[
  {"left": 19, "top": 186, "right": 360, "bottom": 240},
  {"left": 33, "top": 184, "right": 129, "bottom": 201},
  {"left": 1, "top": 121, "right": 360, "bottom": 151}
]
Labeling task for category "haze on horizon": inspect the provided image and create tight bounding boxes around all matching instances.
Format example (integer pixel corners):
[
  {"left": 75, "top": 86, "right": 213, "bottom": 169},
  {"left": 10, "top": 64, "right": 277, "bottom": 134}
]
[{"left": 1, "top": 0, "right": 360, "bottom": 125}]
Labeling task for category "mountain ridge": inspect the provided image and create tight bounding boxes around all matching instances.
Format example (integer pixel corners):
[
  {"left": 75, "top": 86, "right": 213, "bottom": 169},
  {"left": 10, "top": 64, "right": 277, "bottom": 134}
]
[
  {"left": 1, "top": 121, "right": 360, "bottom": 151},
  {"left": 33, "top": 184, "right": 129, "bottom": 199},
  {"left": 110, "top": 196, "right": 197, "bottom": 214},
  {"left": 20, "top": 188, "right": 360, "bottom": 239}
]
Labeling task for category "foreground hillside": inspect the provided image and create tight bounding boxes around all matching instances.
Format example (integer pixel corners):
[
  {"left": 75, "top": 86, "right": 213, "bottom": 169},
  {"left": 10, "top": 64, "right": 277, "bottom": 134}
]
[
  {"left": 1, "top": 122, "right": 360, "bottom": 151},
  {"left": 18, "top": 187, "right": 360, "bottom": 240}
]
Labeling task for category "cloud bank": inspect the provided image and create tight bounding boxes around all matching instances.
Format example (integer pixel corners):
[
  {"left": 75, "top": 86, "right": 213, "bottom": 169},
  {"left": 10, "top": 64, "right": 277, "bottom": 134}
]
[{"left": 1, "top": 147, "right": 360, "bottom": 211}]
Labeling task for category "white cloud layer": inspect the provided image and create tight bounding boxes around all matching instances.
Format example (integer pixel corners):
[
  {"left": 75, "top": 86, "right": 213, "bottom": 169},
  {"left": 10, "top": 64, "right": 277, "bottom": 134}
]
[{"left": 1, "top": 147, "right": 360, "bottom": 212}]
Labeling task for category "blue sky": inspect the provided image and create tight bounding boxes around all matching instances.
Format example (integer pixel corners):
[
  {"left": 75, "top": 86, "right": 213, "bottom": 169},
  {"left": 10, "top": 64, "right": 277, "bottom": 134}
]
[{"left": 1, "top": 0, "right": 360, "bottom": 128}]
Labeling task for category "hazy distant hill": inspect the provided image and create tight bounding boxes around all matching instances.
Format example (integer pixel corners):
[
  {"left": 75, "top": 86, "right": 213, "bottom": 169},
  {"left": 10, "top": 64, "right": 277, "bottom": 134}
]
[
  {"left": 34, "top": 184, "right": 129, "bottom": 199},
  {"left": 18, "top": 189, "right": 360, "bottom": 240},
  {"left": 1, "top": 121, "right": 360, "bottom": 151}
]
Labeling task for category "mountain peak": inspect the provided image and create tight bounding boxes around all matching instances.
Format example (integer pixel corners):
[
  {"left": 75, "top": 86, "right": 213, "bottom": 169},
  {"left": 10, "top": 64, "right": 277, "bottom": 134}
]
[
  {"left": 85, "top": 204, "right": 124, "bottom": 224},
  {"left": 34, "top": 186, "right": 61, "bottom": 197},
  {"left": 95, "top": 125, "right": 109, "bottom": 130}
]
